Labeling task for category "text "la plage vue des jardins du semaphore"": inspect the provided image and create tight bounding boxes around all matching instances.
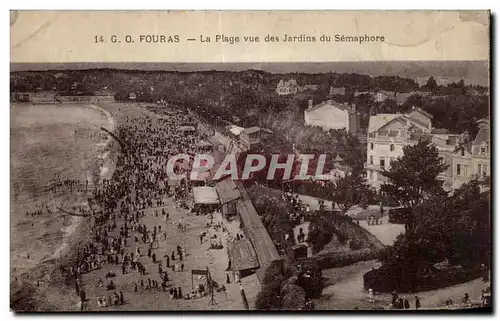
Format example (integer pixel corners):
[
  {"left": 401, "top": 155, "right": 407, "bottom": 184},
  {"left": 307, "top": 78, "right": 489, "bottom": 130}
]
[{"left": 94, "top": 33, "right": 386, "bottom": 45}]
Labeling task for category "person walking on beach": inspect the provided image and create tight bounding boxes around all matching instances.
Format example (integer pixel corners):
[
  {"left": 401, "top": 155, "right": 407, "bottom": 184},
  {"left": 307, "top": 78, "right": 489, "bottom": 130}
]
[{"left": 415, "top": 296, "right": 421, "bottom": 310}]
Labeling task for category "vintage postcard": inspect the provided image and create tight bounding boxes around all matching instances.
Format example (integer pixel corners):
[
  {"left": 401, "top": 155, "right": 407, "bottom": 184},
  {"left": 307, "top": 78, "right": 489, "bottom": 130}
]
[{"left": 10, "top": 10, "right": 491, "bottom": 312}]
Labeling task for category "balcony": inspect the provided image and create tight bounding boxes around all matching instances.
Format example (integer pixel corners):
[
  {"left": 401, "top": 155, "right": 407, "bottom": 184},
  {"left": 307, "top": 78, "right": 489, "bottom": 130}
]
[{"left": 365, "top": 163, "right": 385, "bottom": 171}]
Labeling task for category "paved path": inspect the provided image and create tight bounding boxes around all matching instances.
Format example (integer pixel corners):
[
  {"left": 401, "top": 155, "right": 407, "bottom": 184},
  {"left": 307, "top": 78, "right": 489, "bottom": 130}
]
[
  {"left": 316, "top": 260, "right": 488, "bottom": 310},
  {"left": 358, "top": 216, "right": 405, "bottom": 246},
  {"left": 294, "top": 193, "right": 404, "bottom": 246}
]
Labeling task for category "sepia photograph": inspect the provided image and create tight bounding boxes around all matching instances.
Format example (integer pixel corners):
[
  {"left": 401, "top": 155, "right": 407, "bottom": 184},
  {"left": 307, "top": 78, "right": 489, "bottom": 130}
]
[{"left": 9, "top": 11, "right": 491, "bottom": 313}]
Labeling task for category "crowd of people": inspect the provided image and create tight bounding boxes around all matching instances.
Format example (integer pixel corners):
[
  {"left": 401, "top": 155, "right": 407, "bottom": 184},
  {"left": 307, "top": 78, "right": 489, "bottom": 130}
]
[{"left": 59, "top": 109, "right": 235, "bottom": 310}]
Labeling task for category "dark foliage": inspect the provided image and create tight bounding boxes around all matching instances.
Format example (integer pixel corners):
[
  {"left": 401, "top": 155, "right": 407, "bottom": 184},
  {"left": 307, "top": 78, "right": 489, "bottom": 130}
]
[{"left": 366, "top": 181, "right": 491, "bottom": 293}]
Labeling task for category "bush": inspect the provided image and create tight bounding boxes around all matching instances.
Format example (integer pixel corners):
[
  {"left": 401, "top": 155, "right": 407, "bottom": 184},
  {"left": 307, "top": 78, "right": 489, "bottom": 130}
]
[
  {"left": 388, "top": 208, "right": 412, "bottom": 224},
  {"left": 281, "top": 285, "right": 306, "bottom": 310},
  {"left": 285, "top": 259, "right": 324, "bottom": 299},
  {"left": 255, "top": 287, "right": 278, "bottom": 310},
  {"left": 349, "top": 239, "right": 364, "bottom": 250}
]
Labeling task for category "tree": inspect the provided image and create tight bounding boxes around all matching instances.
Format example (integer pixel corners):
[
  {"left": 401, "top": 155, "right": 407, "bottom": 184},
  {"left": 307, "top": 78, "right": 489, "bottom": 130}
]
[
  {"left": 422, "top": 76, "right": 439, "bottom": 93},
  {"left": 330, "top": 172, "right": 371, "bottom": 215},
  {"left": 359, "top": 186, "right": 376, "bottom": 210},
  {"left": 381, "top": 139, "right": 448, "bottom": 214}
]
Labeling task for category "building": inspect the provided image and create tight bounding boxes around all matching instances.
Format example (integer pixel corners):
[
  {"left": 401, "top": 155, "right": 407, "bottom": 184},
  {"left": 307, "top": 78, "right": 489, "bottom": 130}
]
[
  {"left": 450, "top": 119, "right": 490, "bottom": 190},
  {"left": 365, "top": 107, "right": 460, "bottom": 189},
  {"left": 304, "top": 99, "right": 360, "bottom": 134},
  {"left": 276, "top": 79, "right": 298, "bottom": 96},
  {"left": 366, "top": 108, "right": 489, "bottom": 191},
  {"left": 329, "top": 86, "right": 347, "bottom": 96},
  {"left": 239, "top": 126, "right": 273, "bottom": 151},
  {"left": 373, "top": 90, "right": 394, "bottom": 102},
  {"left": 299, "top": 84, "right": 319, "bottom": 92}
]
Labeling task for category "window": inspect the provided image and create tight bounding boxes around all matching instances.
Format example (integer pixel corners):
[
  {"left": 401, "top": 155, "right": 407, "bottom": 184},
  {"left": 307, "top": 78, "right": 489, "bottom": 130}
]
[
  {"left": 483, "top": 165, "right": 488, "bottom": 176},
  {"left": 477, "top": 164, "right": 482, "bottom": 175},
  {"left": 380, "top": 157, "right": 385, "bottom": 169},
  {"left": 457, "top": 164, "right": 461, "bottom": 176},
  {"left": 390, "top": 157, "right": 395, "bottom": 165},
  {"left": 369, "top": 155, "right": 374, "bottom": 165},
  {"left": 390, "top": 144, "right": 395, "bottom": 151},
  {"left": 481, "top": 147, "right": 487, "bottom": 155},
  {"left": 461, "top": 149, "right": 465, "bottom": 157},
  {"left": 389, "top": 130, "right": 398, "bottom": 137},
  {"left": 370, "top": 143, "right": 374, "bottom": 150},
  {"left": 379, "top": 130, "right": 388, "bottom": 136},
  {"left": 369, "top": 170, "right": 373, "bottom": 180}
]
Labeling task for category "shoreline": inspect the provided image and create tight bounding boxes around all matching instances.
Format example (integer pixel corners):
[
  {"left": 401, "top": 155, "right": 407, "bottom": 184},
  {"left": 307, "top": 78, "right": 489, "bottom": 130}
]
[{"left": 10, "top": 103, "right": 119, "bottom": 311}]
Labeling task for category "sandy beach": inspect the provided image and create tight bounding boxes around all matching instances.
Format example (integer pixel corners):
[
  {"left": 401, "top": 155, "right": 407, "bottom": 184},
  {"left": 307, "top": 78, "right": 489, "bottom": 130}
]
[{"left": 11, "top": 102, "right": 261, "bottom": 311}]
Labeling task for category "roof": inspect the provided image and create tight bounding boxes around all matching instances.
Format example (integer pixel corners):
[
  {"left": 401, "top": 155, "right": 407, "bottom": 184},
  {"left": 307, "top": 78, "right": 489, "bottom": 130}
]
[
  {"left": 410, "top": 133, "right": 433, "bottom": 142},
  {"left": 354, "top": 91, "right": 370, "bottom": 97},
  {"left": 473, "top": 127, "right": 489, "bottom": 145},
  {"left": 408, "top": 106, "right": 434, "bottom": 119},
  {"left": 368, "top": 114, "right": 401, "bottom": 133},
  {"left": 306, "top": 100, "right": 356, "bottom": 114},
  {"left": 215, "top": 177, "right": 241, "bottom": 204},
  {"left": 431, "top": 128, "right": 450, "bottom": 134},
  {"left": 408, "top": 116, "right": 430, "bottom": 129},
  {"left": 229, "top": 125, "right": 245, "bottom": 136},
  {"left": 227, "top": 239, "right": 260, "bottom": 271},
  {"left": 375, "top": 90, "right": 395, "bottom": 97},
  {"left": 192, "top": 186, "right": 220, "bottom": 204},
  {"left": 236, "top": 199, "right": 281, "bottom": 268},
  {"left": 234, "top": 181, "right": 281, "bottom": 270},
  {"left": 196, "top": 141, "right": 212, "bottom": 148},
  {"left": 208, "top": 136, "right": 223, "bottom": 146},
  {"left": 179, "top": 125, "right": 196, "bottom": 132},
  {"left": 242, "top": 126, "right": 261, "bottom": 135},
  {"left": 334, "top": 154, "right": 344, "bottom": 162}
]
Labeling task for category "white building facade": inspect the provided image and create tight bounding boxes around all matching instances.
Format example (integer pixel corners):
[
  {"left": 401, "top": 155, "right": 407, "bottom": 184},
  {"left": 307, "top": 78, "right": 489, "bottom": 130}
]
[
  {"left": 304, "top": 100, "right": 360, "bottom": 134},
  {"left": 366, "top": 108, "right": 490, "bottom": 192}
]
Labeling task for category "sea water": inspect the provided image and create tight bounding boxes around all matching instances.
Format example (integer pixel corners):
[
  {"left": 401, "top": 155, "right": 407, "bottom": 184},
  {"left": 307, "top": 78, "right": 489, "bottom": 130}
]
[{"left": 10, "top": 103, "right": 112, "bottom": 276}]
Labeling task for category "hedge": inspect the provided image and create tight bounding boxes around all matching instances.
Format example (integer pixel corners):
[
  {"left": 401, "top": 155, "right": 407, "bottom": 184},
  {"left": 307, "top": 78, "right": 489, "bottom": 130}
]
[
  {"left": 300, "top": 248, "right": 380, "bottom": 271},
  {"left": 363, "top": 264, "right": 483, "bottom": 293},
  {"left": 388, "top": 208, "right": 412, "bottom": 224}
]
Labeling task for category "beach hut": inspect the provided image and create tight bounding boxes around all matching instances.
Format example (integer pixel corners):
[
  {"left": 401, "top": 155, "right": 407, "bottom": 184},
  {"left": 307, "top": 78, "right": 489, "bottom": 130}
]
[
  {"left": 179, "top": 125, "right": 196, "bottom": 136},
  {"left": 192, "top": 186, "right": 220, "bottom": 214},
  {"left": 227, "top": 238, "right": 260, "bottom": 278},
  {"left": 215, "top": 177, "right": 241, "bottom": 219},
  {"left": 287, "top": 244, "right": 309, "bottom": 260}
]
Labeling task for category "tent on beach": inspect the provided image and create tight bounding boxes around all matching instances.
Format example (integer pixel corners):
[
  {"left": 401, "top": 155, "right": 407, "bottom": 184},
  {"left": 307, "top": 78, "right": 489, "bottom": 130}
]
[
  {"left": 192, "top": 186, "right": 220, "bottom": 214},
  {"left": 192, "top": 186, "right": 220, "bottom": 205}
]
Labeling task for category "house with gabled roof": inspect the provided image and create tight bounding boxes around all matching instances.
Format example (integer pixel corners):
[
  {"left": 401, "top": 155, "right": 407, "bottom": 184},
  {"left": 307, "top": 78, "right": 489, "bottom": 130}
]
[
  {"left": 365, "top": 106, "right": 463, "bottom": 190},
  {"left": 304, "top": 99, "right": 360, "bottom": 134},
  {"left": 450, "top": 118, "right": 490, "bottom": 190}
]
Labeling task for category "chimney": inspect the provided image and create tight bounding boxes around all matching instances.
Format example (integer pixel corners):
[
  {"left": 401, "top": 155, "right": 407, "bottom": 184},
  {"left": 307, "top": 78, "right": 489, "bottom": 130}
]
[{"left": 308, "top": 99, "right": 313, "bottom": 109}]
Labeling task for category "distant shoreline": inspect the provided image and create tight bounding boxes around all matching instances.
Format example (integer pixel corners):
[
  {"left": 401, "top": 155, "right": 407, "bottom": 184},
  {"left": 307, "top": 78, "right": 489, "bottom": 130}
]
[{"left": 9, "top": 61, "right": 489, "bottom": 86}]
